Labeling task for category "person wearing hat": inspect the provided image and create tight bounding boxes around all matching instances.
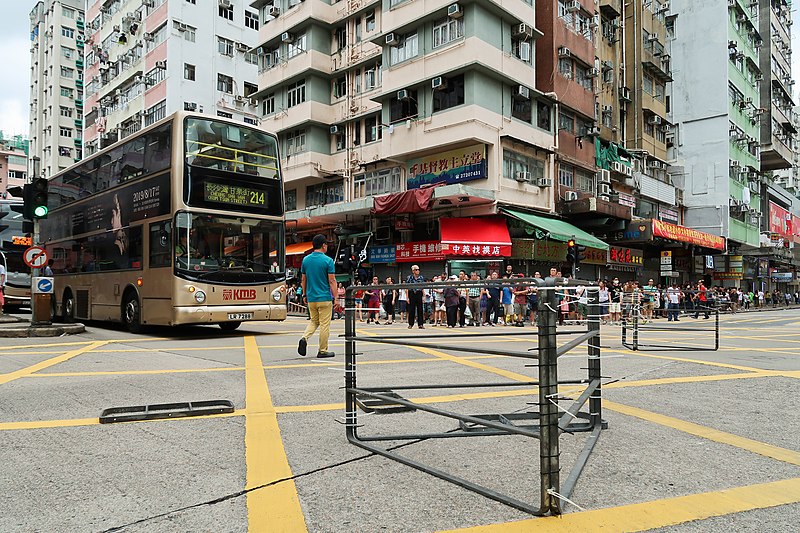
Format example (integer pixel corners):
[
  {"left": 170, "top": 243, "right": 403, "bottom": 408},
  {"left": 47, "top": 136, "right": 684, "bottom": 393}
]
[{"left": 298, "top": 234, "right": 337, "bottom": 358}]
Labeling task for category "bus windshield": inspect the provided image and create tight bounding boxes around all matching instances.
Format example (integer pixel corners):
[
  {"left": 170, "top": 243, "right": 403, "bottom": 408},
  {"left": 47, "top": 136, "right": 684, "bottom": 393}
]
[{"left": 174, "top": 212, "right": 284, "bottom": 284}]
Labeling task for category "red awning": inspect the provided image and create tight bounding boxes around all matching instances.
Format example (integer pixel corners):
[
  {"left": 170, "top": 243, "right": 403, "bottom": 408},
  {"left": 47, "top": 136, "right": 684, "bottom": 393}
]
[
  {"left": 440, "top": 217, "right": 512, "bottom": 257},
  {"left": 372, "top": 187, "right": 436, "bottom": 215}
]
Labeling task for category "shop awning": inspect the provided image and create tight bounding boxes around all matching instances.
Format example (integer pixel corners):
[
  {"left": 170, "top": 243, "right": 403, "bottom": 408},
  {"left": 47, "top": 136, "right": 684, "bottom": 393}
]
[
  {"left": 502, "top": 208, "right": 609, "bottom": 250},
  {"left": 286, "top": 241, "right": 314, "bottom": 256},
  {"left": 440, "top": 216, "right": 512, "bottom": 257}
]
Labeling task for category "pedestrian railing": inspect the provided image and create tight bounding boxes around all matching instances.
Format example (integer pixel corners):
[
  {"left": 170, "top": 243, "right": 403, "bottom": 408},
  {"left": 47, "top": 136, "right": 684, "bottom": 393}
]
[
  {"left": 622, "top": 306, "right": 720, "bottom": 351},
  {"left": 342, "top": 278, "right": 607, "bottom": 516}
]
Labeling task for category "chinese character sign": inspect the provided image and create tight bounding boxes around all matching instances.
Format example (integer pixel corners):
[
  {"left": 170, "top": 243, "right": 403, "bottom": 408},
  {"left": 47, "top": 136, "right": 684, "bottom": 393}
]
[
  {"left": 367, "top": 245, "right": 397, "bottom": 264},
  {"left": 441, "top": 242, "right": 511, "bottom": 257},
  {"left": 406, "top": 144, "right": 487, "bottom": 189},
  {"left": 608, "top": 246, "right": 644, "bottom": 266},
  {"left": 395, "top": 241, "right": 445, "bottom": 262}
]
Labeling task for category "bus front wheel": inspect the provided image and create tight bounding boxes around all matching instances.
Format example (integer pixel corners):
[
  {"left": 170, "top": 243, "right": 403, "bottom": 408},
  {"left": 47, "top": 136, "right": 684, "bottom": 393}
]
[
  {"left": 122, "top": 293, "right": 142, "bottom": 333},
  {"left": 219, "top": 321, "right": 241, "bottom": 332}
]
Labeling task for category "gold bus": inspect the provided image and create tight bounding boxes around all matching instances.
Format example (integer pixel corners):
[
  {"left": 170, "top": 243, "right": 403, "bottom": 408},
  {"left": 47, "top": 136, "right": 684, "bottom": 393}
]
[{"left": 40, "top": 112, "right": 286, "bottom": 332}]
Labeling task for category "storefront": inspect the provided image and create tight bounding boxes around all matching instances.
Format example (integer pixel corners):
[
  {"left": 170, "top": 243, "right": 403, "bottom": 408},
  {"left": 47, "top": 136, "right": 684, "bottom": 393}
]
[
  {"left": 440, "top": 216, "right": 512, "bottom": 276},
  {"left": 600, "top": 245, "right": 644, "bottom": 281}
]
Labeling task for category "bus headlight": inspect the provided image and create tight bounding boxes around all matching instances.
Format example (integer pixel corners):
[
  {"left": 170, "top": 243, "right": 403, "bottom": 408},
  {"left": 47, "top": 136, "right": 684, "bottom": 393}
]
[
  {"left": 271, "top": 288, "right": 283, "bottom": 302},
  {"left": 194, "top": 290, "right": 206, "bottom": 304}
]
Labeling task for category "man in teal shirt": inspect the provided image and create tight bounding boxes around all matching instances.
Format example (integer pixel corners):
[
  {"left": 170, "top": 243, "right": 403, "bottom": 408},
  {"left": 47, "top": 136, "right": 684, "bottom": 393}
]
[{"left": 298, "top": 234, "right": 337, "bottom": 358}]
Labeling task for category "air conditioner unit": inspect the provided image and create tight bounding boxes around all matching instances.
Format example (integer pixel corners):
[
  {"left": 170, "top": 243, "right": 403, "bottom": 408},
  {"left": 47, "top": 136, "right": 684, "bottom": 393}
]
[
  {"left": 623, "top": 164, "right": 633, "bottom": 177},
  {"left": 586, "top": 67, "right": 599, "bottom": 77},
  {"left": 565, "top": 0, "right": 580, "bottom": 12},
  {"left": 558, "top": 46, "right": 571, "bottom": 58},
  {"left": 602, "top": 60, "right": 613, "bottom": 71},
  {"left": 155, "top": 60, "right": 166, "bottom": 69},
  {"left": 565, "top": 191, "right": 579, "bottom": 201},
  {"left": 397, "top": 89, "right": 409, "bottom": 100},
  {"left": 598, "top": 183, "right": 612, "bottom": 196},
  {"left": 514, "top": 23, "right": 533, "bottom": 38},
  {"left": 113, "top": 25, "right": 121, "bottom": 32},
  {"left": 432, "top": 76, "right": 445, "bottom": 89},
  {"left": 516, "top": 85, "right": 530, "bottom": 99},
  {"left": 602, "top": 105, "right": 613, "bottom": 114},
  {"left": 598, "top": 169, "right": 611, "bottom": 183},
  {"left": 519, "top": 42, "right": 531, "bottom": 61},
  {"left": 447, "top": 3, "right": 463, "bottom": 18},
  {"left": 611, "top": 161, "right": 623, "bottom": 174},
  {"left": 536, "top": 178, "right": 553, "bottom": 187},
  {"left": 661, "top": 124, "right": 671, "bottom": 132},
  {"left": 142, "top": 0, "right": 154, "bottom": 7},
  {"left": 730, "top": 160, "right": 740, "bottom": 168},
  {"left": 185, "top": 102, "right": 197, "bottom": 111},
  {"left": 330, "top": 125, "right": 340, "bottom": 134},
  {"left": 248, "top": 98, "right": 258, "bottom": 106},
  {"left": 219, "top": 0, "right": 232, "bottom": 8},
  {"left": 737, "top": 14, "right": 747, "bottom": 22},
  {"left": 385, "top": 33, "right": 398, "bottom": 46},
  {"left": 515, "top": 171, "right": 531, "bottom": 182},
  {"left": 235, "top": 95, "right": 245, "bottom": 103},
  {"left": 648, "top": 115, "right": 662, "bottom": 125},
  {"left": 236, "top": 43, "right": 249, "bottom": 52},
  {"left": 588, "top": 126, "right": 601, "bottom": 136},
  {"left": 619, "top": 86, "right": 631, "bottom": 101},
  {"left": 143, "top": 32, "right": 154, "bottom": 41},
  {"left": 269, "top": 6, "right": 280, "bottom": 17},
  {"left": 281, "top": 32, "right": 294, "bottom": 43}
]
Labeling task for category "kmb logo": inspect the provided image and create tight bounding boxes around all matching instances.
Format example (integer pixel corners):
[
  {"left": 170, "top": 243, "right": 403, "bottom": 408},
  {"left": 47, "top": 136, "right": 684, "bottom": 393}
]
[{"left": 222, "top": 289, "right": 257, "bottom": 301}]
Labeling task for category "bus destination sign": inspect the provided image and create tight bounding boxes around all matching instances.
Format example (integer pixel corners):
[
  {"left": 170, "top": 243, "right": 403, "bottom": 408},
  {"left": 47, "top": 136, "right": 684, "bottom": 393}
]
[{"left": 204, "top": 183, "right": 267, "bottom": 208}]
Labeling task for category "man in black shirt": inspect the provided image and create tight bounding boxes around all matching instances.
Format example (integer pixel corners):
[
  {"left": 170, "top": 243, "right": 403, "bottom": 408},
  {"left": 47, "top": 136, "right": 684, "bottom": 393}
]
[{"left": 485, "top": 271, "right": 502, "bottom": 326}]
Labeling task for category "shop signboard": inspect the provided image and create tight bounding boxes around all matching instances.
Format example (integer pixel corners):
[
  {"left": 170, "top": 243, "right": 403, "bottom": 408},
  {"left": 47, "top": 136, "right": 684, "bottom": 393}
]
[
  {"left": 770, "top": 271, "right": 793, "bottom": 281},
  {"left": 367, "top": 245, "right": 397, "bottom": 264},
  {"left": 652, "top": 219, "right": 726, "bottom": 250},
  {"left": 792, "top": 214, "right": 800, "bottom": 243},
  {"left": 617, "top": 192, "right": 637, "bottom": 208},
  {"left": 758, "top": 259, "right": 769, "bottom": 278},
  {"left": 713, "top": 255, "right": 743, "bottom": 280},
  {"left": 658, "top": 206, "right": 679, "bottom": 224},
  {"left": 406, "top": 144, "right": 487, "bottom": 189},
  {"left": 769, "top": 202, "right": 791, "bottom": 239},
  {"left": 608, "top": 246, "right": 643, "bottom": 266},
  {"left": 395, "top": 241, "right": 445, "bottom": 262},
  {"left": 394, "top": 216, "right": 414, "bottom": 230},
  {"left": 442, "top": 242, "right": 511, "bottom": 257}
]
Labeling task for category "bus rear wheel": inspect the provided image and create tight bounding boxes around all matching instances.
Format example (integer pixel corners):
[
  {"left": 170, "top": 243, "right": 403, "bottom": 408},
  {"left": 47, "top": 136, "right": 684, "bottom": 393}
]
[
  {"left": 62, "top": 292, "right": 75, "bottom": 323},
  {"left": 219, "top": 321, "right": 241, "bottom": 332},
  {"left": 122, "top": 293, "right": 142, "bottom": 333}
]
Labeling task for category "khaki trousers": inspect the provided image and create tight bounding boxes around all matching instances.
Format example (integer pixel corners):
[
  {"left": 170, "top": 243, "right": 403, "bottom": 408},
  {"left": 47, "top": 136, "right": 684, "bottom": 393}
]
[{"left": 302, "top": 300, "right": 333, "bottom": 352}]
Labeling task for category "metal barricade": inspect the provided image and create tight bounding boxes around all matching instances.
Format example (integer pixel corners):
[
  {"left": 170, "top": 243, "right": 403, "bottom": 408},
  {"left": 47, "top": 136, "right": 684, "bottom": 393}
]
[
  {"left": 343, "top": 277, "right": 607, "bottom": 516},
  {"left": 622, "top": 306, "right": 720, "bottom": 351}
]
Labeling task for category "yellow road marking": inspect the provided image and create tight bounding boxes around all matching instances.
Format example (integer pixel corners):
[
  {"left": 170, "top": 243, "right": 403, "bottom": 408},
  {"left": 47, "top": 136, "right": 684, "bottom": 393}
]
[
  {"left": 0, "top": 410, "right": 244, "bottom": 431},
  {"left": 0, "top": 341, "right": 109, "bottom": 386},
  {"left": 604, "top": 400, "right": 800, "bottom": 466},
  {"left": 243, "top": 335, "right": 306, "bottom": 533},
  {"left": 605, "top": 349, "right": 768, "bottom": 373},
  {"left": 443, "top": 477, "right": 800, "bottom": 532}
]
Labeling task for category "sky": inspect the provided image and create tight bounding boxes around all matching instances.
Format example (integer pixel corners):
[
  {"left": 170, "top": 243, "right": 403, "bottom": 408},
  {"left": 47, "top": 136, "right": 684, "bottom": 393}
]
[{"left": 0, "top": 1, "right": 799, "bottom": 138}]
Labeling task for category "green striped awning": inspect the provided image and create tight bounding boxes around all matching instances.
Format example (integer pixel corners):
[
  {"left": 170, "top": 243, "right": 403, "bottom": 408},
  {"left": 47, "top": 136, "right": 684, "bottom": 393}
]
[{"left": 502, "top": 208, "right": 609, "bottom": 250}]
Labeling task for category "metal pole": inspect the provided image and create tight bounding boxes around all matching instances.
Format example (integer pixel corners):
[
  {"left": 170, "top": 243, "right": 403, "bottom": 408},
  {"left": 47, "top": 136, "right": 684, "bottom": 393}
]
[
  {"left": 714, "top": 309, "right": 719, "bottom": 351},
  {"left": 538, "top": 278, "right": 560, "bottom": 515},
  {"left": 587, "top": 287, "right": 601, "bottom": 428},
  {"left": 344, "top": 288, "right": 357, "bottom": 441}
]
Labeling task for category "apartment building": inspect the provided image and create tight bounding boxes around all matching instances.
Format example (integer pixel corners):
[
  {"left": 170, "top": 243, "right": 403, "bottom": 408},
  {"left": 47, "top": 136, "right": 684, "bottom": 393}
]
[
  {"left": 757, "top": 0, "right": 794, "bottom": 172},
  {"left": 28, "top": 0, "right": 85, "bottom": 181},
  {"left": 81, "top": 0, "right": 260, "bottom": 156},
  {"left": 254, "top": 0, "right": 570, "bottom": 277},
  {"left": 0, "top": 139, "right": 29, "bottom": 200}
]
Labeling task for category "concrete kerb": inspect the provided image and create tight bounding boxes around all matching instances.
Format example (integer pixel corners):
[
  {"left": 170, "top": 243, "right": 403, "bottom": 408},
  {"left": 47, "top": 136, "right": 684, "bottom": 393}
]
[{"left": 0, "top": 319, "right": 85, "bottom": 338}]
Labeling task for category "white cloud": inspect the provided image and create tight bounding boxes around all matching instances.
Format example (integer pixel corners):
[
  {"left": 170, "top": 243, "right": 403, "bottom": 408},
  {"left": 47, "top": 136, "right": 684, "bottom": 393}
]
[
  {"left": 0, "top": 99, "right": 28, "bottom": 136},
  {"left": 0, "top": 34, "right": 31, "bottom": 136}
]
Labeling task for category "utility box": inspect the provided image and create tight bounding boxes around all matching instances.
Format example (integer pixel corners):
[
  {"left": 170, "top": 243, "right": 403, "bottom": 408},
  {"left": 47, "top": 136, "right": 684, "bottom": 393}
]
[{"left": 32, "top": 277, "right": 54, "bottom": 325}]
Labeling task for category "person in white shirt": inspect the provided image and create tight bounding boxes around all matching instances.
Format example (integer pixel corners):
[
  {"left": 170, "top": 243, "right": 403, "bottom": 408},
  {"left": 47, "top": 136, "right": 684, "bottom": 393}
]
[{"left": 667, "top": 282, "right": 682, "bottom": 321}]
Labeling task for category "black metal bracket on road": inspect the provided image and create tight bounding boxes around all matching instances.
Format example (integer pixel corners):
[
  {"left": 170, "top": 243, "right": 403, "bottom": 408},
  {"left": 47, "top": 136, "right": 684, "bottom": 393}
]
[
  {"left": 342, "top": 277, "right": 608, "bottom": 516},
  {"left": 621, "top": 309, "right": 720, "bottom": 351},
  {"left": 99, "top": 400, "right": 235, "bottom": 424}
]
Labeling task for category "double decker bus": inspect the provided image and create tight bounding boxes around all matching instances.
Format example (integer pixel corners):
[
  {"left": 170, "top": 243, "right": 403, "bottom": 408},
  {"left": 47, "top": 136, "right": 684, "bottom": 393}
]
[
  {"left": 0, "top": 199, "right": 32, "bottom": 310},
  {"left": 40, "top": 112, "right": 286, "bottom": 332}
]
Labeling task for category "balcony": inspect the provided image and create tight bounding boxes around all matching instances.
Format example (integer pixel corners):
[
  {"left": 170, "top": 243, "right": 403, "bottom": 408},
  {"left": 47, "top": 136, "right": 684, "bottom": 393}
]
[
  {"left": 761, "top": 133, "right": 794, "bottom": 171},
  {"left": 599, "top": 0, "right": 622, "bottom": 18},
  {"left": 74, "top": 99, "right": 83, "bottom": 108},
  {"left": 76, "top": 39, "right": 84, "bottom": 49},
  {"left": 258, "top": 0, "right": 341, "bottom": 45},
  {"left": 75, "top": 79, "right": 83, "bottom": 88},
  {"left": 73, "top": 138, "right": 82, "bottom": 146},
  {"left": 75, "top": 59, "right": 84, "bottom": 69},
  {"left": 559, "top": 196, "right": 632, "bottom": 221},
  {"left": 76, "top": 19, "right": 84, "bottom": 30},
  {"left": 255, "top": 50, "right": 331, "bottom": 95},
  {"left": 74, "top": 119, "right": 83, "bottom": 128}
]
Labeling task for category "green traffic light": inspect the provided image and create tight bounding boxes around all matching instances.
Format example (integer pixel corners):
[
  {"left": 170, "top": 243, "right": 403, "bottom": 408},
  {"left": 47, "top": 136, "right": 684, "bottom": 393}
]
[{"left": 33, "top": 205, "right": 49, "bottom": 218}]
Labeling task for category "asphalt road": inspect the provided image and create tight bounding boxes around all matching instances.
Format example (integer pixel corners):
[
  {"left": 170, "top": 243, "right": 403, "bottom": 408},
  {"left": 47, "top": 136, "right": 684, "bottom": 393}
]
[{"left": 1, "top": 308, "right": 799, "bottom": 532}]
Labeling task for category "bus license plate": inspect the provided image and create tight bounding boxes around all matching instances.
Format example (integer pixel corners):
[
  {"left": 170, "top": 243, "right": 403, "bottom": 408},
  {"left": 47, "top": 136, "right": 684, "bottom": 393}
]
[{"left": 228, "top": 313, "right": 253, "bottom": 321}]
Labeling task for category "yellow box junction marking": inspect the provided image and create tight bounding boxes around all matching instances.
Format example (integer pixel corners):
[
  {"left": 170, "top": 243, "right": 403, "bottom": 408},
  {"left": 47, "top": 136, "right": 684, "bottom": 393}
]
[
  {"left": 0, "top": 341, "right": 109, "bottom": 386},
  {"left": 442, "top": 477, "right": 800, "bottom": 532},
  {"left": 243, "top": 335, "right": 307, "bottom": 533}
]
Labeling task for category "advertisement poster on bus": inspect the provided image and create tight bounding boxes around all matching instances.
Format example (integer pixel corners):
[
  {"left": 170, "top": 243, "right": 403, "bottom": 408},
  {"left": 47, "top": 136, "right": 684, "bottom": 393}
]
[{"left": 406, "top": 144, "right": 487, "bottom": 190}]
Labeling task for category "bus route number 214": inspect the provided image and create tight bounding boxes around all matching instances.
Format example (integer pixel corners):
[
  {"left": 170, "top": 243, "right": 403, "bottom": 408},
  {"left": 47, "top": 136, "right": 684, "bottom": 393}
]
[{"left": 204, "top": 183, "right": 267, "bottom": 207}]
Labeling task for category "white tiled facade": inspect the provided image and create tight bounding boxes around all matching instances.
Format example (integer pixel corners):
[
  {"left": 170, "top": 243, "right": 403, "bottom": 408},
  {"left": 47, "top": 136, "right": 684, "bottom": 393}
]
[
  {"left": 81, "top": 0, "right": 261, "bottom": 156},
  {"left": 28, "top": 0, "right": 86, "bottom": 181}
]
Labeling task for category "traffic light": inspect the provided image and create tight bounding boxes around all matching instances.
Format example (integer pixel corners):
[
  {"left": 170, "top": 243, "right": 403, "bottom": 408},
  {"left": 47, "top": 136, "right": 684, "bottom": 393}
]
[
  {"left": 566, "top": 239, "right": 576, "bottom": 264},
  {"left": 7, "top": 185, "right": 32, "bottom": 220},
  {"left": 576, "top": 244, "right": 587, "bottom": 263},
  {"left": 31, "top": 177, "right": 49, "bottom": 219}
]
